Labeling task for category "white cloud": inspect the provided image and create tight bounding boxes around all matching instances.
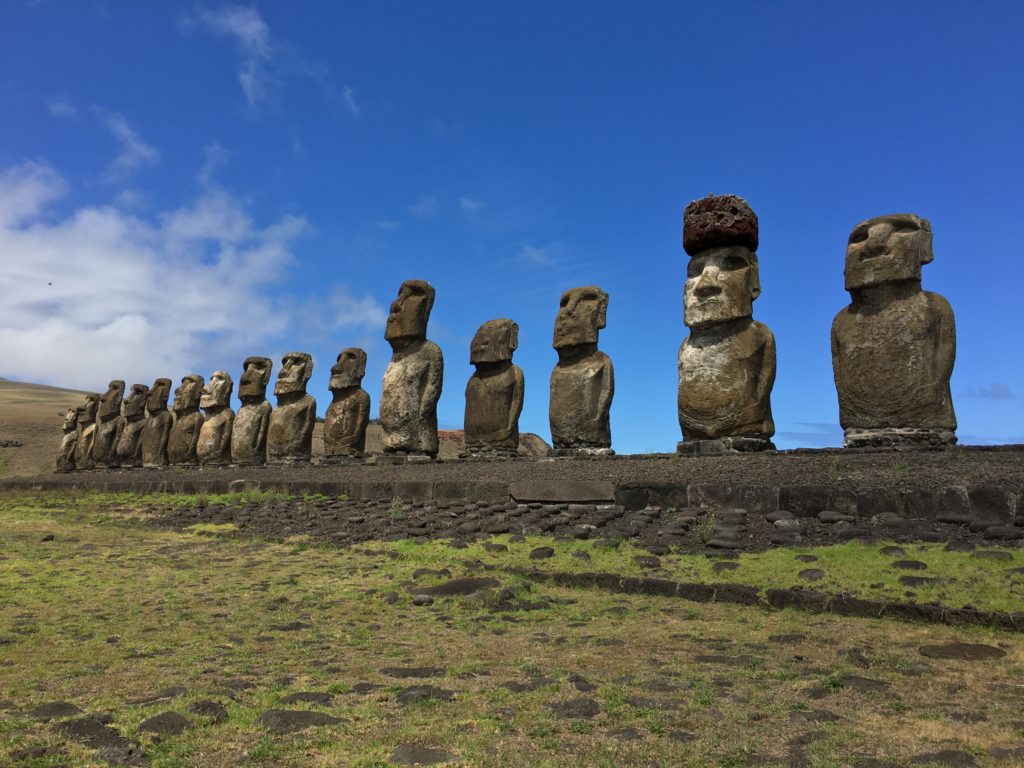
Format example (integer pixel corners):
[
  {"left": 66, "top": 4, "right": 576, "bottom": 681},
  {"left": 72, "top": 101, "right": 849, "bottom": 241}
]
[
  {"left": 195, "top": 5, "right": 273, "bottom": 107},
  {"left": 459, "top": 196, "right": 485, "bottom": 218},
  {"left": 45, "top": 99, "right": 77, "bottom": 119},
  {"left": 342, "top": 85, "right": 360, "bottom": 117},
  {"left": 97, "top": 110, "right": 160, "bottom": 180},
  {"left": 0, "top": 159, "right": 385, "bottom": 391},
  {"left": 519, "top": 243, "right": 551, "bottom": 265},
  {"left": 960, "top": 383, "right": 1015, "bottom": 401},
  {"left": 409, "top": 195, "right": 438, "bottom": 218},
  {"left": 374, "top": 220, "right": 401, "bottom": 230}
]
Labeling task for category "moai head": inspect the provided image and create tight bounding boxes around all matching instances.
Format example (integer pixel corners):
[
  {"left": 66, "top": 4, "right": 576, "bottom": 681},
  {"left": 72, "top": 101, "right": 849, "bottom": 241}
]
[
  {"left": 238, "top": 356, "right": 273, "bottom": 402},
  {"left": 844, "top": 213, "right": 933, "bottom": 292},
  {"left": 330, "top": 348, "right": 367, "bottom": 391},
  {"left": 98, "top": 380, "right": 126, "bottom": 419},
  {"left": 682, "top": 194, "right": 761, "bottom": 330},
  {"left": 553, "top": 286, "right": 608, "bottom": 349},
  {"left": 275, "top": 352, "right": 313, "bottom": 396},
  {"left": 147, "top": 378, "right": 172, "bottom": 412},
  {"left": 123, "top": 383, "right": 150, "bottom": 419},
  {"left": 173, "top": 375, "right": 204, "bottom": 414},
  {"left": 385, "top": 280, "right": 435, "bottom": 344},
  {"left": 61, "top": 407, "right": 78, "bottom": 433},
  {"left": 471, "top": 318, "right": 519, "bottom": 365},
  {"left": 201, "top": 370, "right": 233, "bottom": 409},
  {"left": 78, "top": 394, "right": 100, "bottom": 424}
]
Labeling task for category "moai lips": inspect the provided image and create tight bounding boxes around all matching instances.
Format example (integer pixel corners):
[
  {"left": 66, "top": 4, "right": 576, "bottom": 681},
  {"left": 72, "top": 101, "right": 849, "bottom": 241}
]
[
  {"left": 231, "top": 356, "right": 273, "bottom": 466},
  {"left": 831, "top": 213, "right": 957, "bottom": 447},
  {"left": 464, "top": 318, "right": 524, "bottom": 457},
  {"left": 380, "top": 280, "right": 443, "bottom": 458},
  {"left": 549, "top": 286, "right": 614, "bottom": 455},
  {"left": 324, "top": 348, "right": 370, "bottom": 460},
  {"left": 677, "top": 194, "right": 776, "bottom": 454}
]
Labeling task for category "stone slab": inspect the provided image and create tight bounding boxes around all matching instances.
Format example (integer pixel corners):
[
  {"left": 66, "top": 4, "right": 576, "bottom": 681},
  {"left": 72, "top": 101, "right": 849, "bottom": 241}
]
[{"left": 509, "top": 480, "right": 616, "bottom": 503}]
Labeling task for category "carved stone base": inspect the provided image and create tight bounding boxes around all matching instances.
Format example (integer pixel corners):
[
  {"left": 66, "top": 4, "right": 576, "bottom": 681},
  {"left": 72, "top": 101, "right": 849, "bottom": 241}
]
[
  {"left": 459, "top": 446, "right": 519, "bottom": 460},
  {"left": 677, "top": 437, "right": 776, "bottom": 455},
  {"left": 369, "top": 452, "right": 437, "bottom": 465},
  {"left": 321, "top": 453, "right": 364, "bottom": 465},
  {"left": 266, "top": 457, "right": 312, "bottom": 466},
  {"left": 549, "top": 446, "right": 615, "bottom": 458},
  {"left": 843, "top": 427, "right": 957, "bottom": 449}
]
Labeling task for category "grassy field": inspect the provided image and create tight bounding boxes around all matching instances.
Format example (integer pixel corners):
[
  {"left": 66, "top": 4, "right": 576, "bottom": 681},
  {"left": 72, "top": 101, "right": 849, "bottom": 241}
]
[{"left": 2, "top": 493, "right": 1024, "bottom": 767}]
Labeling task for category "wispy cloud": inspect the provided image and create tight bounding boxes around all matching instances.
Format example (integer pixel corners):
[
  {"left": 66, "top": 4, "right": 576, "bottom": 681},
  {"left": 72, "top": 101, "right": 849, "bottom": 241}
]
[
  {"left": 96, "top": 109, "right": 160, "bottom": 181},
  {"left": 459, "top": 196, "right": 485, "bottom": 218},
  {"left": 45, "top": 98, "right": 77, "bottom": 119},
  {"left": 959, "top": 383, "right": 1014, "bottom": 401},
  {"left": 374, "top": 220, "right": 401, "bottom": 230},
  {"left": 409, "top": 195, "right": 438, "bottom": 218},
  {"left": 342, "top": 85, "right": 360, "bottom": 117},
  {"left": 519, "top": 243, "right": 551, "bottom": 265}
]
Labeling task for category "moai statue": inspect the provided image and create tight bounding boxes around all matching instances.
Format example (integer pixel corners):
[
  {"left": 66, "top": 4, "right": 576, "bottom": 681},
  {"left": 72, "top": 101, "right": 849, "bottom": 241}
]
[
  {"left": 231, "top": 356, "right": 273, "bottom": 466},
  {"left": 55, "top": 407, "right": 78, "bottom": 472},
  {"left": 92, "top": 379, "right": 126, "bottom": 467},
  {"left": 114, "top": 383, "right": 149, "bottom": 468},
  {"left": 267, "top": 352, "right": 316, "bottom": 464},
  {"left": 197, "top": 370, "right": 235, "bottom": 466},
  {"left": 141, "top": 378, "right": 173, "bottom": 468},
  {"left": 168, "top": 374, "right": 205, "bottom": 465},
  {"left": 463, "top": 318, "right": 525, "bottom": 458},
  {"left": 677, "top": 194, "right": 776, "bottom": 454},
  {"left": 74, "top": 394, "right": 100, "bottom": 470},
  {"left": 549, "top": 286, "right": 614, "bottom": 456},
  {"left": 831, "top": 214, "right": 957, "bottom": 447},
  {"left": 380, "top": 280, "right": 443, "bottom": 459},
  {"left": 324, "top": 348, "right": 370, "bottom": 461}
]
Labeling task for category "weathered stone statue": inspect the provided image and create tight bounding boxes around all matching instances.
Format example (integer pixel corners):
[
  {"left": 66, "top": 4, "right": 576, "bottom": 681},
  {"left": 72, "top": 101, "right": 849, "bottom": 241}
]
[
  {"left": 141, "top": 378, "right": 173, "bottom": 468},
  {"left": 324, "top": 348, "right": 370, "bottom": 461},
  {"left": 197, "top": 370, "right": 235, "bottom": 466},
  {"left": 549, "top": 286, "right": 614, "bottom": 456},
  {"left": 380, "top": 280, "right": 443, "bottom": 459},
  {"left": 831, "top": 213, "right": 957, "bottom": 447},
  {"left": 114, "top": 383, "right": 149, "bottom": 468},
  {"left": 55, "top": 407, "right": 78, "bottom": 472},
  {"left": 677, "top": 194, "right": 776, "bottom": 454},
  {"left": 267, "top": 352, "right": 316, "bottom": 464},
  {"left": 464, "top": 318, "right": 524, "bottom": 458},
  {"left": 168, "top": 374, "right": 205, "bottom": 466},
  {"left": 231, "top": 356, "right": 273, "bottom": 465},
  {"left": 92, "top": 379, "right": 126, "bottom": 467},
  {"left": 74, "top": 394, "right": 100, "bottom": 470}
]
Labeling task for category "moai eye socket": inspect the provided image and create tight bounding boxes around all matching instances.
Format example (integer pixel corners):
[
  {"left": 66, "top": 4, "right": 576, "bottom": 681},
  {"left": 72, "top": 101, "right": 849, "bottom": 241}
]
[
  {"left": 849, "top": 228, "right": 870, "bottom": 244},
  {"left": 893, "top": 221, "right": 920, "bottom": 233},
  {"left": 687, "top": 258, "right": 705, "bottom": 279},
  {"left": 722, "top": 255, "right": 746, "bottom": 271}
]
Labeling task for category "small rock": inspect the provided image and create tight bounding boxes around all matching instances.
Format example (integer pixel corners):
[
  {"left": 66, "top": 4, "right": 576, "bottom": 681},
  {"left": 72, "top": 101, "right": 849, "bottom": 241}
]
[
  {"left": 798, "top": 569, "right": 825, "bottom": 582},
  {"left": 878, "top": 546, "right": 906, "bottom": 556},
  {"left": 138, "top": 711, "right": 191, "bottom": 736},
  {"left": 794, "top": 554, "right": 818, "bottom": 563},
  {"left": 918, "top": 643, "right": 1006, "bottom": 661},
  {"left": 529, "top": 547, "right": 555, "bottom": 560},
  {"left": 818, "top": 510, "right": 855, "bottom": 524},
  {"left": 279, "top": 691, "right": 334, "bottom": 706},
  {"left": 390, "top": 744, "right": 459, "bottom": 765},
  {"left": 712, "top": 561, "right": 739, "bottom": 573},
  {"left": 548, "top": 697, "right": 600, "bottom": 718},
  {"left": 27, "top": 701, "right": 81, "bottom": 721},
  {"left": 186, "top": 700, "right": 228, "bottom": 723},
  {"left": 972, "top": 549, "right": 1013, "bottom": 562},
  {"left": 255, "top": 709, "right": 344, "bottom": 734},
  {"left": 412, "top": 594, "right": 435, "bottom": 606},
  {"left": 892, "top": 560, "right": 928, "bottom": 570},
  {"left": 396, "top": 686, "right": 455, "bottom": 705}
]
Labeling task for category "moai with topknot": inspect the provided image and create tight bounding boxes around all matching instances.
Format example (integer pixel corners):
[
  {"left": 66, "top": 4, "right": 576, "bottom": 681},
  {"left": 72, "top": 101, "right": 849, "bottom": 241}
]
[
  {"left": 115, "top": 383, "right": 149, "bottom": 467},
  {"left": 831, "top": 214, "right": 956, "bottom": 447},
  {"left": 677, "top": 194, "right": 776, "bottom": 453},
  {"left": 231, "top": 356, "right": 273, "bottom": 465},
  {"left": 267, "top": 352, "right": 316, "bottom": 464},
  {"left": 141, "top": 378, "right": 173, "bottom": 468},
  {"left": 463, "top": 318, "right": 524, "bottom": 458},
  {"left": 549, "top": 286, "right": 614, "bottom": 456},
  {"left": 380, "top": 280, "right": 443, "bottom": 460},
  {"left": 197, "top": 370, "right": 235, "bottom": 466},
  {"left": 92, "top": 379, "right": 125, "bottom": 467},
  {"left": 324, "top": 348, "right": 370, "bottom": 461}
]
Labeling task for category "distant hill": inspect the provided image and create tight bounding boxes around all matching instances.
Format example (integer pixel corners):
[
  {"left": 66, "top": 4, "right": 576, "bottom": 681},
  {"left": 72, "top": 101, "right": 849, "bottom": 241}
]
[{"left": 0, "top": 379, "right": 550, "bottom": 478}]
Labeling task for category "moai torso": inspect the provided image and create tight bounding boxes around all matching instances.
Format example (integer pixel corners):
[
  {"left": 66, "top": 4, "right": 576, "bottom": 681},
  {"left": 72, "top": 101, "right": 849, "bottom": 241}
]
[
  {"left": 168, "top": 375, "right": 205, "bottom": 465},
  {"left": 549, "top": 286, "right": 614, "bottom": 452},
  {"left": 381, "top": 280, "right": 443, "bottom": 457},
  {"left": 231, "top": 356, "right": 273, "bottom": 465},
  {"left": 92, "top": 380, "right": 125, "bottom": 467},
  {"left": 677, "top": 195, "right": 775, "bottom": 451},
  {"left": 324, "top": 348, "right": 370, "bottom": 458},
  {"left": 115, "top": 383, "right": 149, "bottom": 468},
  {"left": 197, "top": 371, "right": 235, "bottom": 466},
  {"left": 831, "top": 214, "right": 956, "bottom": 446},
  {"left": 56, "top": 409, "right": 78, "bottom": 472},
  {"left": 142, "top": 378, "right": 173, "bottom": 468},
  {"left": 678, "top": 320, "right": 775, "bottom": 440},
  {"left": 266, "top": 352, "right": 316, "bottom": 464},
  {"left": 74, "top": 396, "right": 100, "bottom": 470},
  {"left": 381, "top": 341, "right": 443, "bottom": 455},
  {"left": 465, "top": 364, "right": 524, "bottom": 451}
]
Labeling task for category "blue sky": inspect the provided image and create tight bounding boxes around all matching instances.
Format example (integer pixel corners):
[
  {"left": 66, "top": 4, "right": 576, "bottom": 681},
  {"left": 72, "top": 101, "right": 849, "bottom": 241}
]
[{"left": 1, "top": 2, "right": 1022, "bottom": 452}]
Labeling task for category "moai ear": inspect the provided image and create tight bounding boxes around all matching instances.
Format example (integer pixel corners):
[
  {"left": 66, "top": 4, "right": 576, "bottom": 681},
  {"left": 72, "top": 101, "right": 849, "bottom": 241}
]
[
  {"left": 919, "top": 217, "right": 934, "bottom": 265},
  {"left": 595, "top": 291, "right": 608, "bottom": 330},
  {"left": 509, "top": 322, "right": 519, "bottom": 352},
  {"left": 749, "top": 255, "right": 762, "bottom": 301}
]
